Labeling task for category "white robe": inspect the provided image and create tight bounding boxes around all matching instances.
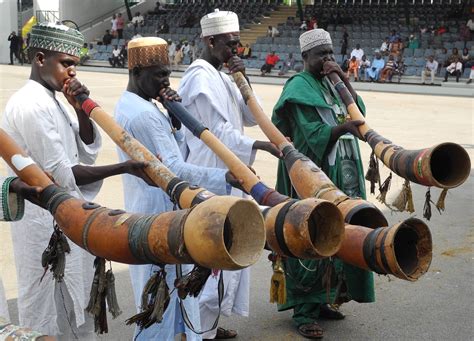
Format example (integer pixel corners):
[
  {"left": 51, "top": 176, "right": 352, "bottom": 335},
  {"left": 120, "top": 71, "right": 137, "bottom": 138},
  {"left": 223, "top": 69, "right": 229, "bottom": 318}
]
[
  {"left": 178, "top": 59, "right": 257, "bottom": 339},
  {"left": 115, "top": 91, "right": 229, "bottom": 341},
  {"left": 1, "top": 80, "right": 102, "bottom": 338}
]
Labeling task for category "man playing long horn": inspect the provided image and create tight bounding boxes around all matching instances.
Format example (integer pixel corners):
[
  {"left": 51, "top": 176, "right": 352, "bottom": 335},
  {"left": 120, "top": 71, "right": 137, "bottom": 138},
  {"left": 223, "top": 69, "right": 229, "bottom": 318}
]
[
  {"left": 1, "top": 22, "right": 152, "bottom": 339},
  {"left": 178, "top": 10, "right": 280, "bottom": 340},
  {"left": 114, "top": 36, "right": 243, "bottom": 341},
  {"left": 271, "top": 28, "right": 374, "bottom": 339}
]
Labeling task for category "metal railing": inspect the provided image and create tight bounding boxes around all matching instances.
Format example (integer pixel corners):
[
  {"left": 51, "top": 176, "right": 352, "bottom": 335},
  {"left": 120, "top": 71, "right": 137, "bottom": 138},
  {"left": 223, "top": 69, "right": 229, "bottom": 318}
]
[{"left": 36, "top": 10, "right": 60, "bottom": 24}]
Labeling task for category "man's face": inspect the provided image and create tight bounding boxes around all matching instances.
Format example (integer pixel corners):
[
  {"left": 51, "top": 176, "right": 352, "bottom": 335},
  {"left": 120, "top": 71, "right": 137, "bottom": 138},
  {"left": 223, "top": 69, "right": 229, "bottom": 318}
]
[
  {"left": 136, "top": 64, "right": 171, "bottom": 99},
  {"left": 356, "top": 44, "right": 360, "bottom": 49},
  {"left": 37, "top": 51, "right": 80, "bottom": 92},
  {"left": 304, "top": 44, "right": 334, "bottom": 79},
  {"left": 208, "top": 32, "right": 240, "bottom": 63},
  {"left": 428, "top": 56, "right": 434, "bottom": 62}
]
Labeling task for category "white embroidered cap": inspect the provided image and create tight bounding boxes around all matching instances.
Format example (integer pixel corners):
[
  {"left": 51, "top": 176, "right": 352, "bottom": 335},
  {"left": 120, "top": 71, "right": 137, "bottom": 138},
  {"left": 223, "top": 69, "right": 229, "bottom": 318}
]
[
  {"left": 299, "top": 29, "right": 332, "bottom": 53},
  {"left": 200, "top": 9, "right": 239, "bottom": 37}
]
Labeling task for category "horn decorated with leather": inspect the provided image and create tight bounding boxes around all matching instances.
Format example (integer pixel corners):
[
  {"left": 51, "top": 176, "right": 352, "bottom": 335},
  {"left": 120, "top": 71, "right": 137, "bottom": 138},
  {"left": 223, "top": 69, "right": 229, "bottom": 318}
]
[
  {"left": 231, "top": 72, "right": 387, "bottom": 227},
  {"left": 337, "top": 218, "right": 432, "bottom": 281},
  {"left": 326, "top": 72, "right": 471, "bottom": 190},
  {"left": 163, "top": 99, "right": 345, "bottom": 259}
]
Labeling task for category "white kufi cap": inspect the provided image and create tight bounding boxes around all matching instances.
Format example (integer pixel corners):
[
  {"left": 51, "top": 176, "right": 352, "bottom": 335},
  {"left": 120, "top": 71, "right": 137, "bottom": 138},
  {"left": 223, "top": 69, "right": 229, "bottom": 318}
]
[
  {"left": 299, "top": 29, "right": 332, "bottom": 53},
  {"left": 200, "top": 9, "right": 239, "bottom": 37}
]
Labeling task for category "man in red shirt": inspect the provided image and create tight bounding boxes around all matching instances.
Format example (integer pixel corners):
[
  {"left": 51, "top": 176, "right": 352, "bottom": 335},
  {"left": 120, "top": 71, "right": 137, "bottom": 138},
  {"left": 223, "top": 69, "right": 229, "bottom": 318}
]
[{"left": 260, "top": 51, "right": 280, "bottom": 76}]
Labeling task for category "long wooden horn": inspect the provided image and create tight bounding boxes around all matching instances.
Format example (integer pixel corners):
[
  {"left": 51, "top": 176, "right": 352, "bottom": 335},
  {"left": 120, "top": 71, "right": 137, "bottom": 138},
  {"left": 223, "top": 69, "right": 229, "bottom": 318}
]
[
  {"left": 78, "top": 94, "right": 344, "bottom": 259},
  {"left": 163, "top": 100, "right": 345, "bottom": 259},
  {"left": 326, "top": 72, "right": 471, "bottom": 189},
  {"left": 0, "top": 128, "right": 263, "bottom": 269},
  {"left": 231, "top": 72, "right": 387, "bottom": 227}
]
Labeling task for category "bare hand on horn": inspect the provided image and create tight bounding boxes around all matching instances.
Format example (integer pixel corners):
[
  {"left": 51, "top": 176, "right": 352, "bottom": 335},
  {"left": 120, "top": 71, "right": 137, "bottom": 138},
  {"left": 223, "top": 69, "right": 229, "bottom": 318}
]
[
  {"left": 253, "top": 140, "right": 283, "bottom": 159},
  {"left": 227, "top": 55, "right": 246, "bottom": 75},
  {"left": 225, "top": 165, "right": 256, "bottom": 194},
  {"left": 123, "top": 160, "right": 157, "bottom": 187},
  {"left": 322, "top": 61, "right": 347, "bottom": 81},
  {"left": 341, "top": 120, "right": 365, "bottom": 140},
  {"left": 9, "top": 177, "right": 42, "bottom": 206},
  {"left": 158, "top": 87, "right": 182, "bottom": 103},
  {"left": 62, "top": 78, "right": 90, "bottom": 111}
]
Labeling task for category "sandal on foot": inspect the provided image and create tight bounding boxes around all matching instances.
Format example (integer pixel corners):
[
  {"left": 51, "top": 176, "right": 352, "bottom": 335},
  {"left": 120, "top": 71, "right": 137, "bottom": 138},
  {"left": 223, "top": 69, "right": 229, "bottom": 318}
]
[
  {"left": 297, "top": 322, "right": 324, "bottom": 339},
  {"left": 214, "top": 327, "right": 237, "bottom": 339},
  {"left": 319, "top": 304, "right": 345, "bottom": 320}
]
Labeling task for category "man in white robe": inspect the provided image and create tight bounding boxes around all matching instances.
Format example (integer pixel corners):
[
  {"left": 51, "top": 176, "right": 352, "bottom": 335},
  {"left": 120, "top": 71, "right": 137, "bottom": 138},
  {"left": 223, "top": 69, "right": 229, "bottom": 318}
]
[
  {"left": 114, "top": 37, "right": 240, "bottom": 341},
  {"left": 1, "top": 23, "right": 150, "bottom": 340},
  {"left": 178, "top": 10, "right": 281, "bottom": 340}
]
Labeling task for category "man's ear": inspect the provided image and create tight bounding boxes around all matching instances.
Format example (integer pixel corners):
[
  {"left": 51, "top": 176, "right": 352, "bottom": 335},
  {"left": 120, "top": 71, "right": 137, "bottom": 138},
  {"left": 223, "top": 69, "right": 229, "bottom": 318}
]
[
  {"left": 35, "top": 51, "right": 46, "bottom": 67},
  {"left": 209, "top": 36, "right": 215, "bottom": 48}
]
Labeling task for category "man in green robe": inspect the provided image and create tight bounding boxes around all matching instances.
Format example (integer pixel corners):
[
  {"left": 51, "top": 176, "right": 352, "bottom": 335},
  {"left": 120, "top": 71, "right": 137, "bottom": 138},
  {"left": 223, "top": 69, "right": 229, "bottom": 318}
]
[{"left": 271, "top": 28, "right": 375, "bottom": 339}]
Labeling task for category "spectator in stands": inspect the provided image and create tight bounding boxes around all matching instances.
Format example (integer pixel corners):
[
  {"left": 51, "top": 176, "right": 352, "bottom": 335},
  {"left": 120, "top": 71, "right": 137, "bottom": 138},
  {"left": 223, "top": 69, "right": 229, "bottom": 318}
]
[
  {"left": 447, "top": 48, "right": 459, "bottom": 65},
  {"left": 7, "top": 31, "right": 20, "bottom": 65},
  {"left": 131, "top": 33, "right": 142, "bottom": 40},
  {"left": 111, "top": 13, "right": 118, "bottom": 37},
  {"left": 299, "top": 19, "right": 308, "bottom": 31},
  {"left": 88, "top": 43, "right": 98, "bottom": 58},
  {"left": 79, "top": 42, "right": 90, "bottom": 65},
  {"left": 392, "top": 57, "right": 406, "bottom": 83},
  {"left": 181, "top": 11, "right": 197, "bottom": 28},
  {"left": 340, "top": 27, "right": 348, "bottom": 56},
  {"left": 109, "top": 45, "right": 122, "bottom": 67},
  {"left": 443, "top": 56, "right": 462, "bottom": 83},
  {"left": 131, "top": 12, "right": 145, "bottom": 29},
  {"left": 278, "top": 52, "right": 296, "bottom": 76},
  {"left": 380, "top": 54, "right": 397, "bottom": 82},
  {"left": 151, "top": 2, "right": 167, "bottom": 15},
  {"left": 341, "top": 54, "right": 350, "bottom": 73},
  {"left": 389, "top": 29, "right": 400, "bottom": 43},
  {"left": 359, "top": 55, "right": 371, "bottom": 81},
  {"left": 436, "top": 24, "right": 447, "bottom": 36},
  {"left": 461, "top": 48, "right": 471, "bottom": 70},
  {"left": 367, "top": 51, "right": 384, "bottom": 82},
  {"left": 157, "top": 19, "right": 169, "bottom": 34},
  {"left": 260, "top": 51, "right": 280, "bottom": 76},
  {"left": 17, "top": 33, "right": 26, "bottom": 65},
  {"left": 189, "top": 41, "right": 198, "bottom": 63},
  {"left": 181, "top": 40, "right": 190, "bottom": 56},
  {"left": 467, "top": 16, "right": 474, "bottom": 35},
  {"left": 466, "top": 66, "right": 474, "bottom": 84},
  {"left": 346, "top": 55, "right": 359, "bottom": 81},
  {"left": 241, "top": 43, "right": 252, "bottom": 59},
  {"left": 407, "top": 34, "right": 419, "bottom": 50},
  {"left": 309, "top": 16, "right": 318, "bottom": 30},
  {"left": 102, "top": 30, "right": 113, "bottom": 45},
  {"left": 267, "top": 25, "right": 280, "bottom": 38},
  {"left": 116, "top": 13, "right": 125, "bottom": 39},
  {"left": 168, "top": 39, "right": 176, "bottom": 66},
  {"left": 172, "top": 44, "right": 183, "bottom": 70},
  {"left": 119, "top": 44, "right": 127, "bottom": 68},
  {"left": 421, "top": 55, "right": 438, "bottom": 85},
  {"left": 380, "top": 38, "right": 390, "bottom": 56},
  {"left": 350, "top": 44, "right": 364, "bottom": 62},
  {"left": 270, "top": 26, "right": 280, "bottom": 37},
  {"left": 389, "top": 38, "right": 404, "bottom": 58}
]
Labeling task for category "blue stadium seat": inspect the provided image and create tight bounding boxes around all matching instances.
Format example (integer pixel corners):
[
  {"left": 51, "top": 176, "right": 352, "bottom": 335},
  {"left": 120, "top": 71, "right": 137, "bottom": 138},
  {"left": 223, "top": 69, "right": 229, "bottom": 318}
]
[
  {"left": 404, "top": 48, "right": 414, "bottom": 57},
  {"left": 111, "top": 38, "right": 119, "bottom": 45},
  {"left": 413, "top": 49, "right": 424, "bottom": 58},
  {"left": 98, "top": 45, "right": 106, "bottom": 53},
  {"left": 106, "top": 45, "right": 113, "bottom": 52}
]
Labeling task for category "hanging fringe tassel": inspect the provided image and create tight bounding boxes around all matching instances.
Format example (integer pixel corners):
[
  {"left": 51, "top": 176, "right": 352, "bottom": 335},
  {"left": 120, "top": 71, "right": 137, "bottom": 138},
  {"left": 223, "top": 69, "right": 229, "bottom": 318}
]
[
  {"left": 106, "top": 268, "right": 122, "bottom": 319},
  {"left": 40, "top": 224, "right": 71, "bottom": 283},
  {"left": 174, "top": 265, "right": 212, "bottom": 299},
  {"left": 436, "top": 188, "right": 448, "bottom": 212},
  {"left": 365, "top": 151, "right": 381, "bottom": 195},
  {"left": 423, "top": 188, "right": 435, "bottom": 221},
  {"left": 392, "top": 179, "right": 415, "bottom": 213},
  {"left": 126, "top": 269, "right": 170, "bottom": 329},
  {"left": 376, "top": 172, "right": 392, "bottom": 205},
  {"left": 269, "top": 256, "right": 286, "bottom": 304},
  {"left": 86, "top": 257, "right": 108, "bottom": 334}
]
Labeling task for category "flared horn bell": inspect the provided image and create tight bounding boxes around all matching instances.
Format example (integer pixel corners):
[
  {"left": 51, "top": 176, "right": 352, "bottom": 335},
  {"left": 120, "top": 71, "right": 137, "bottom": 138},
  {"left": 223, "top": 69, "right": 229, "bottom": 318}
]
[
  {"left": 183, "top": 196, "right": 266, "bottom": 270},
  {"left": 264, "top": 198, "right": 345, "bottom": 259},
  {"left": 337, "top": 218, "right": 432, "bottom": 281}
]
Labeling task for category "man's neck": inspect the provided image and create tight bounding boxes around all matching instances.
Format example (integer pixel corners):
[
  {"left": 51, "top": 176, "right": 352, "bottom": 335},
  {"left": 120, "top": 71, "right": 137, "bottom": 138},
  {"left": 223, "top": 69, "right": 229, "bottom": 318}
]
[{"left": 201, "top": 49, "right": 222, "bottom": 70}]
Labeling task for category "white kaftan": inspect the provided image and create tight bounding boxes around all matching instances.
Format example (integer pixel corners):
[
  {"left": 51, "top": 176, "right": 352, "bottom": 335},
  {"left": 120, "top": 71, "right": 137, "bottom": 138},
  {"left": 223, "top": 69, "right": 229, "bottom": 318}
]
[
  {"left": 114, "top": 91, "right": 229, "bottom": 341},
  {"left": 1, "top": 80, "right": 102, "bottom": 339},
  {"left": 179, "top": 59, "right": 257, "bottom": 339}
]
